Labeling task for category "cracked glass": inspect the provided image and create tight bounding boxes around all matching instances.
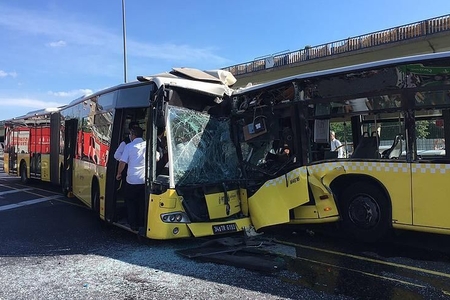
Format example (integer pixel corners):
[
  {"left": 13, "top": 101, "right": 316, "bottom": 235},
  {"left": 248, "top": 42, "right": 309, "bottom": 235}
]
[{"left": 167, "top": 105, "right": 241, "bottom": 186}]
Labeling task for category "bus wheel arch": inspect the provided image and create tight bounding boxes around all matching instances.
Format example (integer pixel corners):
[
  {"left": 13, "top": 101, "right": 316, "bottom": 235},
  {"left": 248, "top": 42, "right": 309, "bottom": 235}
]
[
  {"left": 20, "top": 160, "right": 28, "bottom": 184},
  {"left": 331, "top": 175, "right": 392, "bottom": 242}
]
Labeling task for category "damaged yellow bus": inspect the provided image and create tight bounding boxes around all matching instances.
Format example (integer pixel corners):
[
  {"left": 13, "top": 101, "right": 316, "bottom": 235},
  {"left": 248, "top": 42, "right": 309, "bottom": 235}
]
[
  {"left": 3, "top": 68, "right": 310, "bottom": 240},
  {"left": 230, "top": 51, "right": 450, "bottom": 241}
]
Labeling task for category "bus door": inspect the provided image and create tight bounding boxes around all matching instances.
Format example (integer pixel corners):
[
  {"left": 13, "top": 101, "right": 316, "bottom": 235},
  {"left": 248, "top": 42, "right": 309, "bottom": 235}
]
[
  {"left": 61, "top": 119, "right": 77, "bottom": 197},
  {"left": 49, "top": 113, "right": 61, "bottom": 185},
  {"left": 29, "top": 127, "right": 40, "bottom": 178},
  {"left": 104, "top": 109, "right": 125, "bottom": 223},
  {"left": 7, "top": 128, "right": 18, "bottom": 174}
]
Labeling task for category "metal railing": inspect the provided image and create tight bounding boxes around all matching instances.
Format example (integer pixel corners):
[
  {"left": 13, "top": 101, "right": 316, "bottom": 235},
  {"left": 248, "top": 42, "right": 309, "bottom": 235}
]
[{"left": 222, "top": 14, "right": 450, "bottom": 76}]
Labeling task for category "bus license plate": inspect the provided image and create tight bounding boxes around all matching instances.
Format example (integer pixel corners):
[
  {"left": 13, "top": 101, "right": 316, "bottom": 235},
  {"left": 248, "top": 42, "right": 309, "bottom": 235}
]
[{"left": 212, "top": 223, "right": 237, "bottom": 234}]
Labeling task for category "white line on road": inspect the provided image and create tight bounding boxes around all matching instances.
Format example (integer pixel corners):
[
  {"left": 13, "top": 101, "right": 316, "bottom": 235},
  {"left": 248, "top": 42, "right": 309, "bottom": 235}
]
[
  {"left": 0, "top": 195, "right": 61, "bottom": 212},
  {"left": 0, "top": 188, "right": 34, "bottom": 196}
]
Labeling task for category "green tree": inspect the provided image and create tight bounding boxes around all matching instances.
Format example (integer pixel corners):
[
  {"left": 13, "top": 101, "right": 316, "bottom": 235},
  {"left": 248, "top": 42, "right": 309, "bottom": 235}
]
[
  {"left": 330, "top": 122, "right": 352, "bottom": 142},
  {"left": 415, "top": 120, "right": 430, "bottom": 139}
]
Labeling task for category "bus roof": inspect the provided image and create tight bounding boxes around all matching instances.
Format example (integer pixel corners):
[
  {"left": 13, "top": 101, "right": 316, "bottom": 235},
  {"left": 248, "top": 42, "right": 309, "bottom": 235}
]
[
  {"left": 233, "top": 51, "right": 450, "bottom": 95},
  {"left": 138, "top": 68, "right": 236, "bottom": 97},
  {"left": 4, "top": 106, "right": 66, "bottom": 124},
  {"left": 62, "top": 68, "right": 237, "bottom": 109}
]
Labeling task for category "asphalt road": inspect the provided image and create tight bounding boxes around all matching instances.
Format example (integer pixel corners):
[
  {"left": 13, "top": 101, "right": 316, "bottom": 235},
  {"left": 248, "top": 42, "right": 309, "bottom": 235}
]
[{"left": 1, "top": 157, "right": 450, "bottom": 299}]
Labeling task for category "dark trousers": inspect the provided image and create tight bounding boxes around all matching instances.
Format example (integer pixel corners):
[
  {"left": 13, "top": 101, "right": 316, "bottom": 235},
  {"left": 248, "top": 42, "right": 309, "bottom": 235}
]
[{"left": 124, "top": 183, "right": 145, "bottom": 230}]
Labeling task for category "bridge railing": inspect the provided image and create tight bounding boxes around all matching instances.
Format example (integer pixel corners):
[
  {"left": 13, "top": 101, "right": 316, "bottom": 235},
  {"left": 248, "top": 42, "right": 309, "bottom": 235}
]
[{"left": 223, "top": 14, "right": 450, "bottom": 76}]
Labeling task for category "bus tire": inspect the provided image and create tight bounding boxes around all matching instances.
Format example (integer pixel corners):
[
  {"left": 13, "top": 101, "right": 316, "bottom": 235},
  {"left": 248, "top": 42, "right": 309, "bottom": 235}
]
[
  {"left": 340, "top": 182, "right": 391, "bottom": 242},
  {"left": 60, "top": 167, "right": 69, "bottom": 197},
  {"left": 91, "top": 180, "right": 100, "bottom": 215},
  {"left": 20, "top": 162, "right": 28, "bottom": 184}
]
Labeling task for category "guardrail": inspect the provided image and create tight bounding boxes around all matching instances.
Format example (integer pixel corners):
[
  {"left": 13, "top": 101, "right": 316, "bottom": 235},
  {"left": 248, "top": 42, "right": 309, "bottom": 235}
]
[{"left": 222, "top": 14, "right": 450, "bottom": 76}]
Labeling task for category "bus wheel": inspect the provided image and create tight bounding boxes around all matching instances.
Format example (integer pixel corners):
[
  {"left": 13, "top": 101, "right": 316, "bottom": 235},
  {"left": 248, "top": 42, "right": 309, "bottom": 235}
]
[
  {"left": 60, "top": 168, "right": 69, "bottom": 197},
  {"left": 340, "top": 182, "right": 391, "bottom": 242},
  {"left": 20, "top": 163, "right": 28, "bottom": 184},
  {"left": 91, "top": 181, "right": 100, "bottom": 215}
]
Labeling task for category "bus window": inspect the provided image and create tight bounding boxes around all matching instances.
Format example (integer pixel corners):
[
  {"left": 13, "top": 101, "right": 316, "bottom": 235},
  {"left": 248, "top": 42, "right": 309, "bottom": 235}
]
[{"left": 415, "top": 109, "right": 446, "bottom": 159}]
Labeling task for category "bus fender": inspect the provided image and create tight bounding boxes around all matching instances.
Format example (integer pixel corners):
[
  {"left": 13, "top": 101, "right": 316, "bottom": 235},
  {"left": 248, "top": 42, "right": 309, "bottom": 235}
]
[{"left": 321, "top": 166, "right": 346, "bottom": 189}]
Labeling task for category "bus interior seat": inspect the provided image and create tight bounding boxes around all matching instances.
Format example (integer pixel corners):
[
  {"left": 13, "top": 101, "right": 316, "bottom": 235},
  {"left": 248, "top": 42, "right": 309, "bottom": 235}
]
[
  {"left": 352, "top": 132, "right": 380, "bottom": 159},
  {"left": 381, "top": 134, "right": 403, "bottom": 159}
]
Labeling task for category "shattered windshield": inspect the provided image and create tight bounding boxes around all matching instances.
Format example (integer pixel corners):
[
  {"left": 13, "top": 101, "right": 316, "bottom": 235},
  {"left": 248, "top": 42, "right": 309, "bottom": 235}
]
[{"left": 167, "top": 105, "right": 241, "bottom": 186}]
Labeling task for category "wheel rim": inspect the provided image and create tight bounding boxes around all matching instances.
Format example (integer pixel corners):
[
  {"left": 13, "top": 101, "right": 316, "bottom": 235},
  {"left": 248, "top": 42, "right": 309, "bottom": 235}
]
[{"left": 347, "top": 194, "right": 380, "bottom": 229}]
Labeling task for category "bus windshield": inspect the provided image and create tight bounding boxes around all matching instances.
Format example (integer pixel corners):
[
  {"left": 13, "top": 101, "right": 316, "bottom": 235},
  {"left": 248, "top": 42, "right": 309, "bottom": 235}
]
[{"left": 167, "top": 105, "right": 241, "bottom": 186}]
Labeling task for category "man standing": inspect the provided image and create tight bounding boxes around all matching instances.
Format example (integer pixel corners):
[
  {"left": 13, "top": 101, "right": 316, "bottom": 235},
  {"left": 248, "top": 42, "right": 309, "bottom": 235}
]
[
  {"left": 116, "top": 126, "right": 146, "bottom": 231},
  {"left": 330, "top": 130, "right": 344, "bottom": 158},
  {"left": 114, "top": 121, "right": 139, "bottom": 161}
]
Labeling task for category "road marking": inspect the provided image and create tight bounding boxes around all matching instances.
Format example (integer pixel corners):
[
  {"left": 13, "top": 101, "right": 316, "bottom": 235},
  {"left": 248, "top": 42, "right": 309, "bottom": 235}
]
[
  {"left": 0, "top": 188, "right": 34, "bottom": 196},
  {"left": 275, "top": 239, "right": 450, "bottom": 279},
  {"left": 0, "top": 195, "right": 61, "bottom": 212},
  {"left": 296, "top": 256, "right": 426, "bottom": 289}
]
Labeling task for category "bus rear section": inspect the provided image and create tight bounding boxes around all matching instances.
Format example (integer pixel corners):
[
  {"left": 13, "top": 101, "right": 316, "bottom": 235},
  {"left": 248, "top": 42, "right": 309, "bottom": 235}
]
[{"left": 3, "top": 108, "right": 62, "bottom": 185}]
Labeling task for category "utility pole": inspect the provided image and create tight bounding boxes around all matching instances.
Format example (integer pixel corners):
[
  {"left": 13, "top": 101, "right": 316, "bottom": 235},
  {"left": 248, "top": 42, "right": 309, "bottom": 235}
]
[{"left": 122, "top": 0, "right": 128, "bottom": 83}]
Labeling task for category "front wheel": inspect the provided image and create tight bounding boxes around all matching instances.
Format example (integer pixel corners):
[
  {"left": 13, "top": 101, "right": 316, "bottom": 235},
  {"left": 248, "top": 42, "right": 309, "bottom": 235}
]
[{"left": 340, "top": 182, "right": 391, "bottom": 242}]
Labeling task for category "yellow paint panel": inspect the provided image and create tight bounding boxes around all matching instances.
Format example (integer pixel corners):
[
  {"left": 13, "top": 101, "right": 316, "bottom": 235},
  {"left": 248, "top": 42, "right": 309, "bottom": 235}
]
[
  {"left": 249, "top": 167, "right": 309, "bottom": 230},
  {"left": 3, "top": 153, "right": 9, "bottom": 173},
  {"left": 146, "top": 188, "right": 251, "bottom": 240},
  {"left": 240, "top": 188, "right": 249, "bottom": 216},
  {"left": 411, "top": 163, "right": 450, "bottom": 229},
  {"left": 147, "top": 189, "right": 191, "bottom": 239},
  {"left": 292, "top": 205, "right": 319, "bottom": 219},
  {"left": 308, "top": 161, "right": 412, "bottom": 225},
  {"left": 204, "top": 189, "right": 241, "bottom": 220},
  {"left": 41, "top": 154, "right": 50, "bottom": 182}
]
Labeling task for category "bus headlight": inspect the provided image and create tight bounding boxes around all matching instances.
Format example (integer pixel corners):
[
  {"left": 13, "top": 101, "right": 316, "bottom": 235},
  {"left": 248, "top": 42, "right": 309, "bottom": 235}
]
[{"left": 160, "top": 212, "right": 190, "bottom": 223}]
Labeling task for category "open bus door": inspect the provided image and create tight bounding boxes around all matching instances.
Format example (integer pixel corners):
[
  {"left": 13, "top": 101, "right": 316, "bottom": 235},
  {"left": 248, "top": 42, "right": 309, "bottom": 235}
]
[
  {"left": 104, "top": 108, "right": 126, "bottom": 224},
  {"left": 61, "top": 119, "right": 77, "bottom": 197}
]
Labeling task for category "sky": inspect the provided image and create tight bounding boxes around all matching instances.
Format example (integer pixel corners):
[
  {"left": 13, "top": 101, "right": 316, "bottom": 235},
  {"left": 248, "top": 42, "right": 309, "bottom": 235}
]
[{"left": 0, "top": 1, "right": 449, "bottom": 121}]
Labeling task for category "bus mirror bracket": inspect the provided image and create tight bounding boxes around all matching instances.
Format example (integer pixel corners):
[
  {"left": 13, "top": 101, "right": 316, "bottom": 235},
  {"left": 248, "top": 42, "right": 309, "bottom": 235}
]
[{"left": 163, "top": 89, "right": 173, "bottom": 102}]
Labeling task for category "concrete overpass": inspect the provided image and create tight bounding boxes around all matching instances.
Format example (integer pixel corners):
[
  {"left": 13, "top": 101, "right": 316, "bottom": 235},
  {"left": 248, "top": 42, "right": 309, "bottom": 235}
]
[{"left": 223, "top": 14, "right": 450, "bottom": 88}]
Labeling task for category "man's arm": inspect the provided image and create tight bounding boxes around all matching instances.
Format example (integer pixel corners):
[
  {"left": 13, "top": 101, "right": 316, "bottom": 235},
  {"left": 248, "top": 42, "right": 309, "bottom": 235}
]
[
  {"left": 116, "top": 161, "right": 126, "bottom": 180},
  {"left": 114, "top": 142, "right": 126, "bottom": 161}
]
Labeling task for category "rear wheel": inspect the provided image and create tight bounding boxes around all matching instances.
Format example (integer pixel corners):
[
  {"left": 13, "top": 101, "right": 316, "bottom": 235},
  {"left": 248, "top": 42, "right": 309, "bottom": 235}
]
[
  {"left": 91, "top": 181, "right": 100, "bottom": 215},
  {"left": 60, "top": 167, "right": 70, "bottom": 197},
  {"left": 20, "top": 162, "right": 28, "bottom": 184},
  {"left": 340, "top": 182, "right": 391, "bottom": 242}
]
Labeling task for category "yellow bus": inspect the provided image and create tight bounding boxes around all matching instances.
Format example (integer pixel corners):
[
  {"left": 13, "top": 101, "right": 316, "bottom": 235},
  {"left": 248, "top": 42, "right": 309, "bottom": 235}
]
[
  {"left": 230, "top": 51, "right": 450, "bottom": 241},
  {"left": 3, "top": 68, "right": 308, "bottom": 240},
  {"left": 3, "top": 107, "right": 64, "bottom": 185}
]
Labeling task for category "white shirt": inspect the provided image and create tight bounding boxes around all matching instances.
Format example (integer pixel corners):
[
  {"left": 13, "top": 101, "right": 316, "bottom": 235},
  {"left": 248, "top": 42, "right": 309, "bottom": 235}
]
[
  {"left": 114, "top": 141, "right": 127, "bottom": 161},
  {"left": 331, "top": 138, "right": 344, "bottom": 158},
  {"left": 348, "top": 98, "right": 369, "bottom": 112},
  {"left": 120, "top": 137, "right": 146, "bottom": 185}
]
